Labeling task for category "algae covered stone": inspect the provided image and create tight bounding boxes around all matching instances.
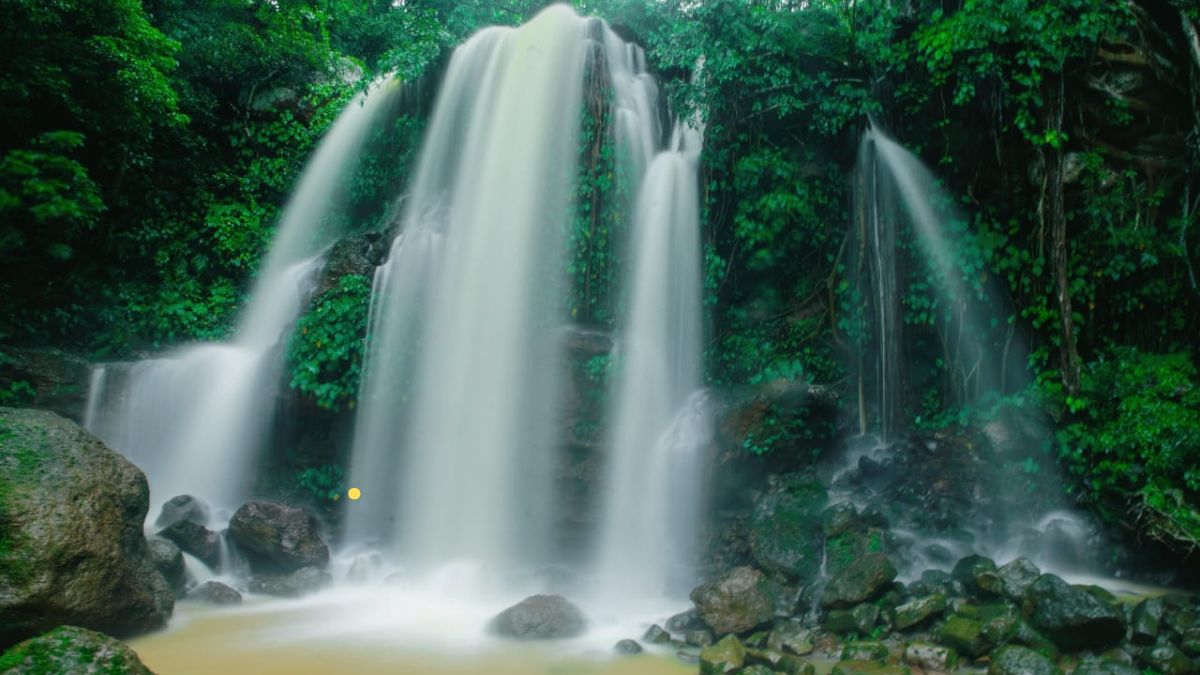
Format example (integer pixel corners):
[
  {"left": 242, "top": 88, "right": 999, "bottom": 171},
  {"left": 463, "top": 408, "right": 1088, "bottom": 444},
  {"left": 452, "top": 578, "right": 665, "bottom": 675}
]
[
  {"left": 820, "top": 552, "right": 897, "bottom": 609},
  {"left": 987, "top": 645, "right": 1062, "bottom": 675},
  {"left": 0, "top": 625, "right": 155, "bottom": 674},
  {"left": 748, "top": 472, "right": 827, "bottom": 581},
  {"left": 699, "top": 634, "right": 746, "bottom": 675}
]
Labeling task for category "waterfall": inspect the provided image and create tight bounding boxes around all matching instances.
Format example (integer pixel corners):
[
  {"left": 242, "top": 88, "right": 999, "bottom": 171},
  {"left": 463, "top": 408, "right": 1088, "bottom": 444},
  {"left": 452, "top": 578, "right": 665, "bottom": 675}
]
[
  {"left": 85, "top": 81, "right": 400, "bottom": 518},
  {"left": 346, "top": 6, "right": 591, "bottom": 574},
  {"left": 591, "top": 121, "right": 707, "bottom": 608}
]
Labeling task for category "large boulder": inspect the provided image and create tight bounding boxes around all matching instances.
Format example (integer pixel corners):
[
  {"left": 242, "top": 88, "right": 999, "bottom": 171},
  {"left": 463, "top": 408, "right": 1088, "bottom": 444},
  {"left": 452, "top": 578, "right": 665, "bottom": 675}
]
[
  {"left": 0, "top": 625, "right": 156, "bottom": 674},
  {"left": 487, "top": 595, "right": 586, "bottom": 640},
  {"left": 690, "top": 566, "right": 781, "bottom": 636},
  {"left": 820, "top": 552, "right": 897, "bottom": 609},
  {"left": 228, "top": 501, "right": 329, "bottom": 574},
  {"left": 748, "top": 472, "right": 827, "bottom": 582},
  {"left": 0, "top": 408, "right": 173, "bottom": 649},
  {"left": 1025, "top": 574, "right": 1125, "bottom": 651}
]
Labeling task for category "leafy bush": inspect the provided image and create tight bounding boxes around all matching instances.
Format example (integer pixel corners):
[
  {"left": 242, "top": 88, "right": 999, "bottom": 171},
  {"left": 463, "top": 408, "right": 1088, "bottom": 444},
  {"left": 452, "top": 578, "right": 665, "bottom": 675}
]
[
  {"left": 1057, "top": 349, "right": 1200, "bottom": 548},
  {"left": 288, "top": 274, "right": 372, "bottom": 411}
]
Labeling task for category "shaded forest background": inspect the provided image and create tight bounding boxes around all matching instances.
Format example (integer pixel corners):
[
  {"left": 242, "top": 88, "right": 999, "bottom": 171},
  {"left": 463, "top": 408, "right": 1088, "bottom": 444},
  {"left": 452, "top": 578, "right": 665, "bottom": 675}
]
[{"left": 1, "top": 0, "right": 1198, "bottom": 556}]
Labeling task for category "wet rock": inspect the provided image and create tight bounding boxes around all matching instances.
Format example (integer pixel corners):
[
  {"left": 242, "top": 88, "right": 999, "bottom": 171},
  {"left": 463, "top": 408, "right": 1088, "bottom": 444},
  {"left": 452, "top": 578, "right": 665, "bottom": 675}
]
[
  {"left": 1025, "top": 575, "right": 1125, "bottom": 651},
  {"left": 229, "top": 500, "right": 329, "bottom": 574},
  {"left": 699, "top": 634, "right": 745, "bottom": 674},
  {"left": 1130, "top": 596, "right": 1164, "bottom": 645},
  {"left": 952, "top": 555, "right": 1001, "bottom": 597},
  {"left": 748, "top": 472, "right": 827, "bottom": 581},
  {"left": 675, "top": 648, "right": 699, "bottom": 664},
  {"left": 248, "top": 566, "right": 332, "bottom": 598},
  {"left": 830, "top": 660, "right": 910, "bottom": 675},
  {"left": 1182, "top": 626, "right": 1200, "bottom": 656},
  {"left": 745, "top": 630, "right": 769, "bottom": 648},
  {"left": 487, "top": 594, "right": 586, "bottom": 640},
  {"left": 894, "top": 594, "right": 946, "bottom": 630},
  {"left": 1072, "top": 656, "right": 1142, "bottom": 675},
  {"left": 768, "top": 621, "right": 814, "bottom": 655},
  {"left": 820, "top": 553, "right": 897, "bottom": 609},
  {"left": 903, "top": 641, "right": 957, "bottom": 672},
  {"left": 685, "top": 629, "right": 714, "bottom": 647},
  {"left": 995, "top": 558, "right": 1040, "bottom": 600},
  {"left": 643, "top": 624, "right": 670, "bottom": 644},
  {"left": 739, "top": 666, "right": 775, "bottom": 675},
  {"left": 666, "top": 608, "right": 704, "bottom": 633},
  {"left": 937, "top": 615, "right": 990, "bottom": 658},
  {"left": 690, "top": 566, "right": 780, "bottom": 636},
  {"left": 147, "top": 538, "right": 185, "bottom": 594},
  {"left": 0, "top": 408, "right": 173, "bottom": 648},
  {"left": 841, "top": 641, "right": 889, "bottom": 661},
  {"left": 0, "top": 625, "right": 156, "bottom": 674},
  {"left": 822, "top": 503, "right": 861, "bottom": 537},
  {"left": 155, "top": 494, "right": 210, "bottom": 529},
  {"left": 187, "top": 580, "right": 242, "bottom": 605},
  {"left": 1138, "top": 644, "right": 1195, "bottom": 675},
  {"left": 613, "top": 639, "right": 643, "bottom": 654},
  {"left": 747, "top": 647, "right": 813, "bottom": 674},
  {"left": 155, "top": 519, "right": 220, "bottom": 568},
  {"left": 825, "top": 603, "right": 879, "bottom": 636},
  {"left": 0, "top": 348, "right": 90, "bottom": 422},
  {"left": 987, "top": 645, "right": 1062, "bottom": 675}
]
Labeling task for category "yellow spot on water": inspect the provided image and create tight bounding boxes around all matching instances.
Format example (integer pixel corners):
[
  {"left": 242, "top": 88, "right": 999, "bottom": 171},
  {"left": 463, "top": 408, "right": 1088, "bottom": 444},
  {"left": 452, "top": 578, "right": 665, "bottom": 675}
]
[{"left": 347, "top": 487, "right": 362, "bottom": 501}]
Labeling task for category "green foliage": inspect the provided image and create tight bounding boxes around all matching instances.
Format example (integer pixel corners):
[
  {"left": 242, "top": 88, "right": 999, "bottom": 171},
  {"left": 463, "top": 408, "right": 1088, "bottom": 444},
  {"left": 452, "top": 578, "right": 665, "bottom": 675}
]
[
  {"left": 294, "top": 464, "right": 346, "bottom": 506},
  {"left": 1057, "top": 349, "right": 1200, "bottom": 548},
  {"left": 288, "top": 274, "right": 371, "bottom": 411}
]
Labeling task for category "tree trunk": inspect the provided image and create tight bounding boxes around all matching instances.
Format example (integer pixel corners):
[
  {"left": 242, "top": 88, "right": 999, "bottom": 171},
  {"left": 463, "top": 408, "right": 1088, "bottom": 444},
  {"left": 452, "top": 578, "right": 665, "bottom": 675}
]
[{"left": 1046, "top": 76, "right": 1082, "bottom": 395}]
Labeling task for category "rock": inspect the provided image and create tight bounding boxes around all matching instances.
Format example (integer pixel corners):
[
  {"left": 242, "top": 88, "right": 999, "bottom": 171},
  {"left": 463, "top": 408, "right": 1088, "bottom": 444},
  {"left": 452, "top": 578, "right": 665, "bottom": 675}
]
[
  {"left": 748, "top": 472, "right": 827, "bottom": 581},
  {"left": 187, "top": 581, "right": 241, "bottom": 605},
  {"left": 768, "top": 621, "right": 814, "bottom": 656},
  {"left": 643, "top": 624, "right": 670, "bottom": 644},
  {"left": 1182, "top": 626, "right": 1200, "bottom": 656},
  {"left": 820, "top": 553, "right": 897, "bottom": 609},
  {"left": 147, "top": 538, "right": 185, "bottom": 594},
  {"left": 0, "top": 349, "right": 90, "bottom": 423},
  {"left": 995, "top": 558, "right": 1040, "bottom": 600},
  {"left": 822, "top": 503, "right": 861, "bottom": 537},
  {"left": 1138, "top": 644, "right": 1195, "bottom": 675},
  {"left": 699, "top": 634, "right": 745, "bottom": 675},
  {"left": 685, "top": 629, "right": 714, "bottom": 647},
  {"left": 987, "top": 645, "right": 1063, "bottom": 675},
  {"left": 228, "top": 501, "right": 329, "bottom": 574},
  {"left": 0, "top": 625, "right": 155, "bottom": 674},
  {"left": 1130, "top": 596, "right": 1164, "bottom": 645},
  {"left": 952, "top": 555, "right": 1001, "bottom": 596},
  {"left": 155, "top": 519, "right": 220, "bottom": 569},
  {"left": 937, "top": 615, "right": 990, "bottom": 658},
  {"left": 903, "top": 642, "right": 957, "bottom": 672},
  {"left": 841, "top": 641, "right": 889, "bottom": 661},
  {"left": 676, "top": 647, "right": 700, "bottom": 664},
  {"left": 739, "top": 666, "right": 775, "bottom": 675},
  {"left": 666, "top": 608, "right": 704, "bottom": 633},
  {"left": 0, "top": 408, "right": 173, "bottom": 649},
  {"left": 155, "top": 495, "right": 210, "bottom": 529},
  {"left": 746, "top": 647, "right": 813, "bottom": 674},
  {"left": 247, "top": 566, "right": 331, "bottom": 598},
  {"left": 1072, "top": 656, "right": 1142, "bottom": 675},
  {"left": 847, "top": 603, "right": 880, "bottom": 634},
  {"left": 690, "top": 566, "right": 780, "bottom": 636},
  {"left": 1025, "top": 575, "right": 1125, "bottom": 651},
  {"left": 487, "top": 595, "right": 586, "bottom": 640},
  {"left": 894, "top": 594, "right": 946, "bottom": 630},
  {"left": 310, "top": 233, "right": 390, "bottom": 299},
  {"left": 614, "top": 639, "right": 643, "bottom": 654},
  {"left": 830, "top": 660, "right": 911, "bottom": 675}
]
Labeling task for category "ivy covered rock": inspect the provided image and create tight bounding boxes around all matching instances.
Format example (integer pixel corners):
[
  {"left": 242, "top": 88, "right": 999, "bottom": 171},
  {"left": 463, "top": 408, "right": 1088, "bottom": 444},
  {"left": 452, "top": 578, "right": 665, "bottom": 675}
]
[
  {"left": 228, "top": 500, "right": 329, "bottom": 574},
  {"left": 690, "top": 566, "right": 782, "bottom": 636},
  {"left": 487, "top": 595, "right": 586, "bottom": 640},
  {"left": 1025, "top": 575, "right": 1125, "bottom": 651},
  {"left": 0, "top": 408, "right": 173, "bottom": 649},
  {"left": 820, "top": 552, "right": 897, "bottom": 609},
  {"left": 748, "top": 472, "right": 827, "bottom": 582},
  {"left": 0, "top": 625, "right": 156, "bottom": 674}
]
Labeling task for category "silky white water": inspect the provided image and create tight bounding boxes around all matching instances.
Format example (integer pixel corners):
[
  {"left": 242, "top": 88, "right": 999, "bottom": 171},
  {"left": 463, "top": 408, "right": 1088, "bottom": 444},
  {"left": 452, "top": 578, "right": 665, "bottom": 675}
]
[{"left": 85, "top": 81, "right": 400, "bottom": 517}]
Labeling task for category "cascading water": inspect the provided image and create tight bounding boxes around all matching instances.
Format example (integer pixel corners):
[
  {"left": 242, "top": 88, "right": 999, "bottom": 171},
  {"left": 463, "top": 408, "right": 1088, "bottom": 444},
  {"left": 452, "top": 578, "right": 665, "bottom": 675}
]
[
  {"left": 846, "top": 124, "right": 1103, "bottom": 579},
  {"left": 346, "top": 6, "right": 590, "bottom": 575},
  {"left": 591, "top": 120, "right": 707, "bottom": 609},
  {"left": 85, "top": 80, "right": 401, "bottom": 519}
]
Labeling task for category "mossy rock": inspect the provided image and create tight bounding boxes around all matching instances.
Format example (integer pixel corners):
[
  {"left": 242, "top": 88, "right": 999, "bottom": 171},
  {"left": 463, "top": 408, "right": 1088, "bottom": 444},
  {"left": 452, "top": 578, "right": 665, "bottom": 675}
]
[
  {"left": 820, "top": 553, "right": 897, "bottom": 609},
  {"left": 690, "top": 566, "right": 782, "bottom": 636},
  {"left": 830, "top": 660, "right": 910, "bottom": 675},
  {"left": 699, "top": 634, "right": 745, "bottom": 675},
  {"left": 1025, "top": 575, "right": 1125, "bottom": 652},
  {"left": 986, "top": 645, "right": 1062, "bottom": 675},
  {"left": 748, "top": 472, "right": 826, "bottom": 582},
  {"left": 937, "top": 615, "right": 990, "bottom": 658},
  {"left": 0, "top": 408, "right": 172, "bottom": 649},
  {"left": 893, "top": 594, "right": 946, "bottom": 630},
  {"left": 0, "top": 625, "right": 155, "bottom": 674}
]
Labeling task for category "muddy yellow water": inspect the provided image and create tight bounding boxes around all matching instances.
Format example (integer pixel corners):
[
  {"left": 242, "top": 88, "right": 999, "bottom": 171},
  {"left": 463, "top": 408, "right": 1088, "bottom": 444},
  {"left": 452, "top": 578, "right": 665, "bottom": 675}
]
[{"left": 131, "top": 601, "right": 694, "bottom": 675}]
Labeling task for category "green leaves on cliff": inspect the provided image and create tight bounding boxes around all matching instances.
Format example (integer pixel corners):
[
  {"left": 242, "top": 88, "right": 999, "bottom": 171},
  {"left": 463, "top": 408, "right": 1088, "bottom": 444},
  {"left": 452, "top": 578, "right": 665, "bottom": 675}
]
[{"left": 287, "top": 274, "right": 371, "bottom": 411}]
